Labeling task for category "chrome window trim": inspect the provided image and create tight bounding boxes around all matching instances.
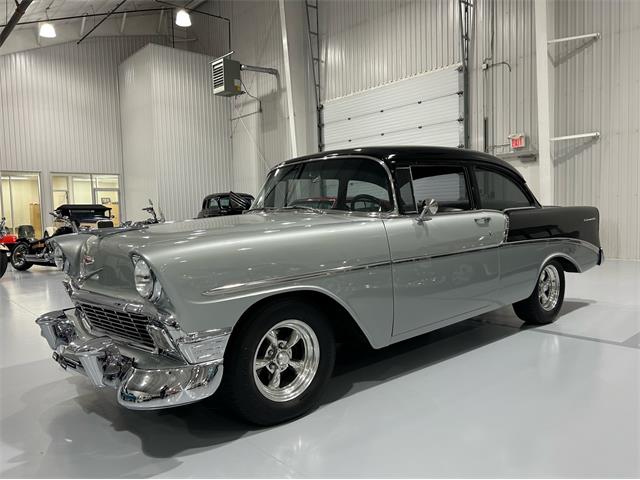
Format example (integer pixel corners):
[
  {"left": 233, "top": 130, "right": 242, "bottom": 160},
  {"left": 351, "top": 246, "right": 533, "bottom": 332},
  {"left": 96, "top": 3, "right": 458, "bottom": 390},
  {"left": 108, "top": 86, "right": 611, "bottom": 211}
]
[{"left": 266, "top": 155, "right": 400, "bottom": 217}]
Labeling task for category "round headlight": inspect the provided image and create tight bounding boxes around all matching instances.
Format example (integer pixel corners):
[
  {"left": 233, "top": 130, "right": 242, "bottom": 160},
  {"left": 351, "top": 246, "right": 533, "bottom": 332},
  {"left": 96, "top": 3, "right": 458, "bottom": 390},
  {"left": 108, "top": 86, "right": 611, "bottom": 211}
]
[
  {"left": 133, "top": 256, "right": 162, "bottom": 301},
  {"left": 53, "top": 244, "right": 65, "bottom": 271}
]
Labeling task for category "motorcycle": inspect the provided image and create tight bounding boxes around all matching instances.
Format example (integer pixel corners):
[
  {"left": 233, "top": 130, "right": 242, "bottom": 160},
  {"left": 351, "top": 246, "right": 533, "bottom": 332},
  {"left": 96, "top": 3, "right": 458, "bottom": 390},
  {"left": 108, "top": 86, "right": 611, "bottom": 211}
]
[{"left": 121, "top": 199, "right": 165, "bottom": 227}]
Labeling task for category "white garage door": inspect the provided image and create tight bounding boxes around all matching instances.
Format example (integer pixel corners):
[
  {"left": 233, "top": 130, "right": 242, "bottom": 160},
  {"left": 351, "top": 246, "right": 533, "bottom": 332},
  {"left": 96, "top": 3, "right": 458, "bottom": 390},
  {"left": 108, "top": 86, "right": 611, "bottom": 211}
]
[{"left": 322, "top": 65, "right": 464, "bottom": 151}]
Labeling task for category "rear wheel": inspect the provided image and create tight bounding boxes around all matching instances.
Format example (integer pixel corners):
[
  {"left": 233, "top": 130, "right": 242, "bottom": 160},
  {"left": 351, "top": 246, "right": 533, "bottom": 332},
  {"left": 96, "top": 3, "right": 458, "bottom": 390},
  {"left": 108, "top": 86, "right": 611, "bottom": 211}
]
[
  {"left": 513, "top": 260, "right": 565, "bottom": 325},
  {"left": 10, "top": 242, "right": 33, "bottom": 271},
  {"left": 222, "top": 300, "right": 335, "bottom": 426}
]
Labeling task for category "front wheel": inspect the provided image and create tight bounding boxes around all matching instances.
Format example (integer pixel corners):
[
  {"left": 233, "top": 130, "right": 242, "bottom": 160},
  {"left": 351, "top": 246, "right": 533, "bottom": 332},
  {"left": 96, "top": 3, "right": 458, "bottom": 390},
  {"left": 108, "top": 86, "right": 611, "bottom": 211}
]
[
  {"left": 513, "top": 260, "right": 565, "bottom": 324},
  {"left": 10, "top": 242, "right": 33, "bottom": 271},
  {"left": 222, "top": 299, "right": 335, "bottom": 426}
]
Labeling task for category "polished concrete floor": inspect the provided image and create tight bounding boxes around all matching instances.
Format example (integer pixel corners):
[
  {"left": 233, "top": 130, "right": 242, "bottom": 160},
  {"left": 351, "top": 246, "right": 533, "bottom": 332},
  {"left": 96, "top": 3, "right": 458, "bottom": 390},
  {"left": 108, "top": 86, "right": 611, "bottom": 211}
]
[{"left": 1, "top": 260, "right": 639, "bottom": 477}]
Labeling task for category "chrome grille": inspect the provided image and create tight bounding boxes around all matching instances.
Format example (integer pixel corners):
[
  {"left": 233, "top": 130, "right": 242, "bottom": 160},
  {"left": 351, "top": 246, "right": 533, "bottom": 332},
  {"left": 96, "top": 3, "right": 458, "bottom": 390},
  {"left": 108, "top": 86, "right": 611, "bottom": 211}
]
[{"left": 78, "top": 303, "right": 155, "bottom": 349}]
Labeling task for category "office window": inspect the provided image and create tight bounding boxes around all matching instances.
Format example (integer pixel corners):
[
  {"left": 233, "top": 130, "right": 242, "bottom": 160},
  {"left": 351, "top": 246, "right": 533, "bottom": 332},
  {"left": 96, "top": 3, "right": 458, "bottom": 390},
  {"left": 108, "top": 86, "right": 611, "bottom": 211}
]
[
  {"left": 0, "top": 172, "right": 43, "bottom": 237},
  {"left": 51, "top": 174, "right": 121, "bottom": 225}
]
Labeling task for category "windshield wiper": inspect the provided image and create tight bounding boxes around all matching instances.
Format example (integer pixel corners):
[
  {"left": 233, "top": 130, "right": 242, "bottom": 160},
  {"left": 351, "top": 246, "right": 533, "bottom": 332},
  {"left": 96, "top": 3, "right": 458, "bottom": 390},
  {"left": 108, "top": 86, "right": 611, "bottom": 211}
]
[
  {"left": 246, "top": 207, "right": 275, "bottom": 213},
  {"left": 279, "top": 205, "right": 326, "bottom": 214}
]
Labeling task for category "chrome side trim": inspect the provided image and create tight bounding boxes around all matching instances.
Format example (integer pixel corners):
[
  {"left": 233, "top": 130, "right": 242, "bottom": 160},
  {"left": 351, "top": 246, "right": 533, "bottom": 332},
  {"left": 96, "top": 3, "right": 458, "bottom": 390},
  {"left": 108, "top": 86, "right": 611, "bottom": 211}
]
[
  {"left": 392, "top": 243, "right": 502, "bottom": 266},
  {"left": 201, "top": 236, "right": 600, "bottom": 298},
  {"left": 504, "top": 237, "right": 601, "bottom": 254},
  {"left": 202, "top": 261, "right": 391, "bottom": 297}
]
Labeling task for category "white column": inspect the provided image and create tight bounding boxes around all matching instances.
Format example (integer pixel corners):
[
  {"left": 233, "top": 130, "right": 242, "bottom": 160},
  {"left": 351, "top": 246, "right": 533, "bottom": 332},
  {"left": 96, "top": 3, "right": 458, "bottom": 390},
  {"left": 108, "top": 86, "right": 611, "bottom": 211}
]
[
  {"left": 534, "top": 0, "right": 554, "bottom": 205},
  {"left": 279, "top": 0, "right": 299, "bottom": 158}
]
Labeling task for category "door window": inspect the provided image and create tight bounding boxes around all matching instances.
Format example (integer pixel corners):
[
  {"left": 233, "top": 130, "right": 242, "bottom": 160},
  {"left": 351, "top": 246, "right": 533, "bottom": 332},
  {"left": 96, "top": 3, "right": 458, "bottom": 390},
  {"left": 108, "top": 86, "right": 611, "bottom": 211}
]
[
  {"left": 475, "top": 167, "right": 532, "bottom": 210},
  {"left": 410, "top": 166, "right": 471, "bottom": 212}
]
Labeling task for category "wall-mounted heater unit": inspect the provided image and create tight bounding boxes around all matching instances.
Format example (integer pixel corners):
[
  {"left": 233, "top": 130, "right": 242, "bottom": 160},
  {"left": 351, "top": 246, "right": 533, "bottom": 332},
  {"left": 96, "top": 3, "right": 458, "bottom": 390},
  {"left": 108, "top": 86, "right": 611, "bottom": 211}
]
[
  {"left": 211, "top": 53, "right": 278, "bottom": 97},
  {"left": 211, "top": 57, "right": 242, "bottom": 97}
]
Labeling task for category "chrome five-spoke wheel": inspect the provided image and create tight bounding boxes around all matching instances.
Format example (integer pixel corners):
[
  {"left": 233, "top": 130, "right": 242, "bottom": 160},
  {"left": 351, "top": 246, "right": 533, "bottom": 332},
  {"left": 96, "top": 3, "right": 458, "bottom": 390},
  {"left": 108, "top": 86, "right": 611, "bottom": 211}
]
[
  {"left": 538, "top": 264, "right": 560, "bottom": 311},
  {"left": 513, "top": 259, "right": 565, "bottom": 325},
  {"left": 223, "top": 299, "right": 335, "bottom": 425},
  {"left": 253, "top": 319, "right": 320, "bottom": 402}
]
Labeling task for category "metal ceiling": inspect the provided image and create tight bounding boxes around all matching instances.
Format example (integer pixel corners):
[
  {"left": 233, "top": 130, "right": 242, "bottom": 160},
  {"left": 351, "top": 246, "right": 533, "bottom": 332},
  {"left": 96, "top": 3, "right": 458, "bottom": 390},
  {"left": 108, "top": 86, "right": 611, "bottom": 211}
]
[{"left": 1, "top": 0, "right": 196, "bottom": 27}]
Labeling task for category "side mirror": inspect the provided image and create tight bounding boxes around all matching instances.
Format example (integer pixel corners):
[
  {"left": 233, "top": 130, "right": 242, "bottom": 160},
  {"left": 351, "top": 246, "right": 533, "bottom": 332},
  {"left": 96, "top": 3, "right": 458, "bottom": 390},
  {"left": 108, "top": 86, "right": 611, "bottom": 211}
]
[{"left": 416, "top": 198, "right": 438, "bottom": 223}]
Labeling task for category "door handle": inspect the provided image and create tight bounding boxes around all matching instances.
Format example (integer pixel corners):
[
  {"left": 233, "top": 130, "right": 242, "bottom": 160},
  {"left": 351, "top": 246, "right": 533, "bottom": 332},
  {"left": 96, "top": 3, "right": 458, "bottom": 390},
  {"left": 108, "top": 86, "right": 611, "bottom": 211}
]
[{"left": 474, "top": 216, "right": 491, "bottom": 225}]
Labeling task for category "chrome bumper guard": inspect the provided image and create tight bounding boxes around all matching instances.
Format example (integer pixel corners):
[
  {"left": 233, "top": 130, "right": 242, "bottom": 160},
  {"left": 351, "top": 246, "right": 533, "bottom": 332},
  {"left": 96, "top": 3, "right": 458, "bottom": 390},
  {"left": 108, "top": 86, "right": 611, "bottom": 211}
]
[{"left": 36, "top": 309, "right": 224, "bottom": 410}]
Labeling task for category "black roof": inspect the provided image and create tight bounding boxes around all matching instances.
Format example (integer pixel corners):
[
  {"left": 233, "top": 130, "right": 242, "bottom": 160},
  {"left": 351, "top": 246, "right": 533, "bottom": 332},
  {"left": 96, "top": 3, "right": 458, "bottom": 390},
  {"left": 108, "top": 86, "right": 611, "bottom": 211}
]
[
  {"left": 203, "top": 192, "right": 254, "bottom": 200},
  {"left": 282, "top": 146, "right": 525, "bottom": 182},
  {"left": 55, "top": 204, "right": 112, "bottom": 211}
]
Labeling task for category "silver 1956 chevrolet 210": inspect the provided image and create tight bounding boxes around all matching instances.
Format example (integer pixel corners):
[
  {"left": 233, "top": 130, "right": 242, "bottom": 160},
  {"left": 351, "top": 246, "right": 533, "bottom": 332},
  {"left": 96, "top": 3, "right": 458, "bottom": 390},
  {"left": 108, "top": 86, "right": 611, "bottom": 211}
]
[{"left": 37, "top": 147, "right": 604, "bottom": 425}]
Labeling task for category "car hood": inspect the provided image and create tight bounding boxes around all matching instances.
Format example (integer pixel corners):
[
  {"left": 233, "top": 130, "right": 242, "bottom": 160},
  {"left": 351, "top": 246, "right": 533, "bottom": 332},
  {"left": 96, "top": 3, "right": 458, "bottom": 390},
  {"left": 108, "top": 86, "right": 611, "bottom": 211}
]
[
  {"left": 75, "top": 211, "right": 385, "bottom": 298},
  {"left": 103, "top": 210, "right": 364, "bottom": 248}
]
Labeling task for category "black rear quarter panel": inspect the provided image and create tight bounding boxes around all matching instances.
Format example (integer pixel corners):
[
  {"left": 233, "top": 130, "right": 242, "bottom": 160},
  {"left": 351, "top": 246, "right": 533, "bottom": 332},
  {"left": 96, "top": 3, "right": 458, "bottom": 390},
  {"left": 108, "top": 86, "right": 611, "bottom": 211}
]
[{"left": 506, "top": 206, "right": 601, "bottom": 248}]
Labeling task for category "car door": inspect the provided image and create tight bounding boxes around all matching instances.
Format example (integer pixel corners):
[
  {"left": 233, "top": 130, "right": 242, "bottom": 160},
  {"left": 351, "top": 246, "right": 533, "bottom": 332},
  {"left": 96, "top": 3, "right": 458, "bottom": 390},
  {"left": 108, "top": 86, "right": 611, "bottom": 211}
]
[{"left": 384, "top": 164, "right": 506, "bottom": 337}]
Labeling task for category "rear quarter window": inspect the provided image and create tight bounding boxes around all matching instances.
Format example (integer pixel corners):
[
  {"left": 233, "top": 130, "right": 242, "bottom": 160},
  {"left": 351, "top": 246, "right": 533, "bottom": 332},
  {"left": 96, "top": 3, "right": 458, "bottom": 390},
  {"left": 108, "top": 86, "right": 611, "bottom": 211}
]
[{"left": 475, "top": 167, "right": 532, "bottom": 210}]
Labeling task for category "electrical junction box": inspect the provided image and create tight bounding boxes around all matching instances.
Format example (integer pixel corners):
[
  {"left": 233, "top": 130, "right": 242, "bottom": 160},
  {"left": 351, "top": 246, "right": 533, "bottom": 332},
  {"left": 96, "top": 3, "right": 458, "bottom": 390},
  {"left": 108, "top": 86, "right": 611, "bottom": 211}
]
[
  {"left": 509, "top": 133, "right": 527, "bottom": 150},
  {"left": 211, "top": 57, "right": 242, "bottom": 97}
]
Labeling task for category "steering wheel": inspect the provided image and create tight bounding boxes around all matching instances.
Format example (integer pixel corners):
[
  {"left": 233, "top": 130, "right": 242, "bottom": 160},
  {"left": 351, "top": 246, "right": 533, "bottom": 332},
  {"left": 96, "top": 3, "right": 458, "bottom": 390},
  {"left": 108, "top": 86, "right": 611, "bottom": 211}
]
[{"left": 349, "top": 194, "right": 383, "bottom": 212}]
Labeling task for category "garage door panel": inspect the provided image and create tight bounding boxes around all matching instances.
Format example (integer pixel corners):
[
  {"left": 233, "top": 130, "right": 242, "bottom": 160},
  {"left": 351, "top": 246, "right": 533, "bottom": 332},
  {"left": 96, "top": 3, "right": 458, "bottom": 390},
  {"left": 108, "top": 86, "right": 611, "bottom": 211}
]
[
  {"left": 327, "top": 121, "right": 462, "bottom": 150},
  {"left": 324, "top": 95, "right": 460, "bottom": 145},
  {"left": 323, "top": 65, "right": 464, "bottom": 150}
]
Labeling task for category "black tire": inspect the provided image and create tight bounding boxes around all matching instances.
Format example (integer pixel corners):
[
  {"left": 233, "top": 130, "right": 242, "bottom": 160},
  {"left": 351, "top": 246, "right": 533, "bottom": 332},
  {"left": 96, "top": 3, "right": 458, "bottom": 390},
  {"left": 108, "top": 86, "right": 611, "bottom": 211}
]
[
  {"left": 0, "top": 253, "right": 7, "bottom": 278},
  {"left": 513, "top": 259, "right": 565, "bottom": 325},
  {"left": 10, "top": 242, "right": 33, "bottom": 271},
  {"left": 222, "top": 299, "right": 336, "bottom": 426}
]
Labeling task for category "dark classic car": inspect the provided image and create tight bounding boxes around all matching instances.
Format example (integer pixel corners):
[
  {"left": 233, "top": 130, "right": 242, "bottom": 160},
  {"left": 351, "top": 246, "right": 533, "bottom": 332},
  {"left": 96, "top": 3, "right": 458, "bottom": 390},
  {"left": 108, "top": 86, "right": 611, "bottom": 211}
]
[
  {"left": 38, "top": 147, "right": 603, "bottom": 425},
  {"left": 196, "top": 192, "right": 254, "bottom": 218},
  {"left": 11, "top": 204, "right": 114, "bottom": 271}
]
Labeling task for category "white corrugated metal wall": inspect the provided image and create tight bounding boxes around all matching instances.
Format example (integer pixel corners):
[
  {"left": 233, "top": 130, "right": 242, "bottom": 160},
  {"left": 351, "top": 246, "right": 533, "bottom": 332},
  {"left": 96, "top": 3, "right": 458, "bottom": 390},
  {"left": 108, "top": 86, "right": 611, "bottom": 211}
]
[
  {"left": 318, "top": 0, "right": 539, "bottom": 188},
  {"left": 119, "top": 44, "right": 233, "bottom": 221},
  {"left": 320, "top": 0, "right": 460, "bottom": 102},
  {"left": 316, "top": 0, "right": 637, "bottom": 259},
  {"left": 552, "top": 0, "right": 640, "bottom": 260},
  {"left": 199, "top": 0, "right": 295, "bottom": 195},
  {"left": 0, "top": 35, "right": 169, "bottom": 222}
]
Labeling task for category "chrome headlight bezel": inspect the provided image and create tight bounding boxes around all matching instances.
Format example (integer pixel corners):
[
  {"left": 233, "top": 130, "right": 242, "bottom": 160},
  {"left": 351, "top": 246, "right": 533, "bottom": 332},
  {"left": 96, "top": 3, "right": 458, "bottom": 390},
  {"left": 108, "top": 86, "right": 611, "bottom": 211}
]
[{"left": 132, "top": 255, "right": 162, "bottom": 302}]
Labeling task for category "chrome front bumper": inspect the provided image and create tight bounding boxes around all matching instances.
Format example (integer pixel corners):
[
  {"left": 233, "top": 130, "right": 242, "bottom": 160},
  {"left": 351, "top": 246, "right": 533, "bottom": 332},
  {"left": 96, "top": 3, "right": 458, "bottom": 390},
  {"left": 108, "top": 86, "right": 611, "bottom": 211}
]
[{"left": 36, "top": 309, "right": 224, "bottom": 410}]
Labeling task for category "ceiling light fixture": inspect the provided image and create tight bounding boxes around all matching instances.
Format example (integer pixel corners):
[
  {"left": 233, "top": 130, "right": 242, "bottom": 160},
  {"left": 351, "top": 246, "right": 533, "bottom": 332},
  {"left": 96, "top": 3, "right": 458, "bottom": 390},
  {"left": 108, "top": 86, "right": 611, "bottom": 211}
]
[
  {"left": 175, "top": 9, "right": 191, "bottom": 27},
  {"left": 39, "top": 22, "right": 56, "bottom": 38}
]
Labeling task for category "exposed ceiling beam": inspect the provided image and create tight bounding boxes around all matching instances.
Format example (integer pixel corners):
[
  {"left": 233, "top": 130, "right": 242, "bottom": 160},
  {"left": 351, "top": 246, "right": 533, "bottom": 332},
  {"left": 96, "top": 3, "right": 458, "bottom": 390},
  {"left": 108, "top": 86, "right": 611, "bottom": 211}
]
[{"left": 0, "top": 0, "right": 34, "bottom": 47}]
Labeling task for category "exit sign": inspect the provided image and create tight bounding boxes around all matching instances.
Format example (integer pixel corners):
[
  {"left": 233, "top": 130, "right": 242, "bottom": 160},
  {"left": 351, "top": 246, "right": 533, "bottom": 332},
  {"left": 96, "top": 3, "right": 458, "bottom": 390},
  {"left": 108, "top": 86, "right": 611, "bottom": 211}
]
[{"left": 509, "top": 133, "right": 526, "bottom": 150}]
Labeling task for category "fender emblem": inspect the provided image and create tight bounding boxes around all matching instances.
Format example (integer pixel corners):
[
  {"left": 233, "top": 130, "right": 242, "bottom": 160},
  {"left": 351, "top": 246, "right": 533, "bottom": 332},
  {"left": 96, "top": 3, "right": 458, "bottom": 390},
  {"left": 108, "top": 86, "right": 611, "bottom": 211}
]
[{"left": 583, "top": 217, "right": 596, "bottom": 222}]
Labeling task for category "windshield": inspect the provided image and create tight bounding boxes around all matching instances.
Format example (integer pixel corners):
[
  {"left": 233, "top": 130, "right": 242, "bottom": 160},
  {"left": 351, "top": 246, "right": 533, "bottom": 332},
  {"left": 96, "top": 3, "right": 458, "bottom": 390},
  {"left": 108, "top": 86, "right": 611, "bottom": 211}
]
[{"left": 252, "top": 158, "right": 394, "bottom": 213}]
